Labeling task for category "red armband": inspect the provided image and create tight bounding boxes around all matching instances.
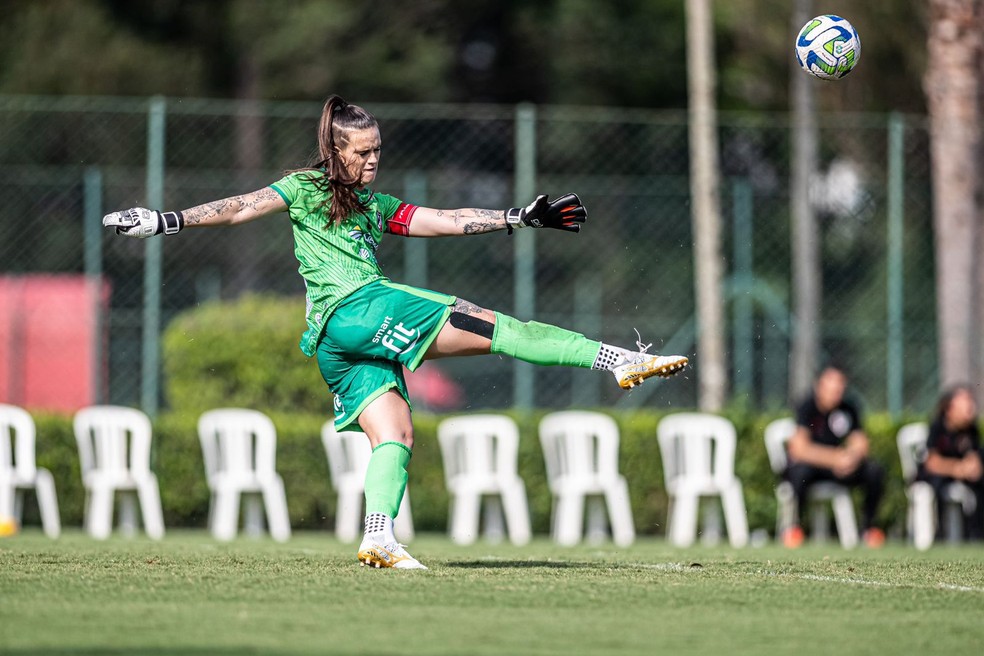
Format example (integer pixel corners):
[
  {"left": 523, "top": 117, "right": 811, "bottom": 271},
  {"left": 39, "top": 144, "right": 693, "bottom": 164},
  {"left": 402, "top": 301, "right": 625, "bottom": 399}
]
[{"left": 386, "top": 203, "right": 419, "bottom": 236}]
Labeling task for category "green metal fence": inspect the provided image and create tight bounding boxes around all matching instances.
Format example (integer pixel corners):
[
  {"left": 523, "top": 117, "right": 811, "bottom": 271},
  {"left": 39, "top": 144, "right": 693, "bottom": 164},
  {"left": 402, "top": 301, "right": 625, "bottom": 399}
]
[{"left": 0, "top": 95, "right": 936, "bottom": 417}]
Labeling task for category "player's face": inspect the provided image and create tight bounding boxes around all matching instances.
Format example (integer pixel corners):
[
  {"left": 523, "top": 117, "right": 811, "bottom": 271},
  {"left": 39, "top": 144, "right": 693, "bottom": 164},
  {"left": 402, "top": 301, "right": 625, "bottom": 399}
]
[
  {"left": 947, "top": 389, "right": 977, "bottom": 429},
  {"left": 814, "top": 368, "right": 846, "bottom": 411},
  {"left": 337, "top": 127, "right": 381, "bottom": 187}
]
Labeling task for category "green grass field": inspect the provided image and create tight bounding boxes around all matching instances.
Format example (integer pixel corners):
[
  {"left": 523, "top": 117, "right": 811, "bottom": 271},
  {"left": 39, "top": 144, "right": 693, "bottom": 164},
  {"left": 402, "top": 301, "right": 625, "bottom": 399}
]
[{"left": 2, "top": 531, "right": 983, "bottom": 656}]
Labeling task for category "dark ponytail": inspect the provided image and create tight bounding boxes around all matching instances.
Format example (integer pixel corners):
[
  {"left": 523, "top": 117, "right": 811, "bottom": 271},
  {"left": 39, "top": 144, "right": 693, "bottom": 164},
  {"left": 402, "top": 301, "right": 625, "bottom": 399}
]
[{"left": 299, "top": 95, "right": 379, "bottom": 227}]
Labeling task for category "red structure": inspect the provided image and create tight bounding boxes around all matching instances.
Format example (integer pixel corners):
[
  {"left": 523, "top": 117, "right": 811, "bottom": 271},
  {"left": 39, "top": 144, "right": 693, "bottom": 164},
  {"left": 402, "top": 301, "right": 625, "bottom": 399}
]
[{"left": 0, "top": 275, "right": 110, "bottom": 412}]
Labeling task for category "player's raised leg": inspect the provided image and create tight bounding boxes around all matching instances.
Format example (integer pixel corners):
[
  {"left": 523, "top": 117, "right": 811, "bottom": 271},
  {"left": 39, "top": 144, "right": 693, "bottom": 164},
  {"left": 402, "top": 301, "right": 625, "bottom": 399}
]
[{"left": 426, "top": 299, "right": 689, "bottom": 388}]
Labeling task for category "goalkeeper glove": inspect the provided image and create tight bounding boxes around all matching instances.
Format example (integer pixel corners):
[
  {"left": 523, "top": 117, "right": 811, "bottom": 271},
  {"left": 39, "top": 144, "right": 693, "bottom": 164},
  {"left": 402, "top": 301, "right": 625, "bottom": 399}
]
[
  {"left": 505, "top": 193, "right": 586, "bottom": 234},
  {"left": 102, "top": 207, "right": 184, "bottom": 238}
]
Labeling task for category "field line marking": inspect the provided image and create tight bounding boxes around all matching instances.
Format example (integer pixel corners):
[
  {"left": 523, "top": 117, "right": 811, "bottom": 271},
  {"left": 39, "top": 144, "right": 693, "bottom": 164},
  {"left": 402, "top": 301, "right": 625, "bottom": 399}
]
[
  {"left": 781, "top": 572, "right": 984, "bottom": 594},
  {"left": 628, "top": 563, "right": 984, "bottom": 594}
]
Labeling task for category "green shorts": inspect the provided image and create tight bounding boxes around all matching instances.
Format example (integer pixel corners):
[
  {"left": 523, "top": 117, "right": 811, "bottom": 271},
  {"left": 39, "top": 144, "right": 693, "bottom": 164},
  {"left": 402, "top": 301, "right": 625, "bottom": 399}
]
[{"left": 317, "top": 280, "right": 455, "bottom": 431}]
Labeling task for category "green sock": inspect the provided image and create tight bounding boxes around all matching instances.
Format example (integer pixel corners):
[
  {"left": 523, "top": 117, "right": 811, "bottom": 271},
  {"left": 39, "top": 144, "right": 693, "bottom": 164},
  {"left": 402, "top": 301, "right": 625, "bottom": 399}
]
[
  {"left": 490, "top": 312, "right": 601, "bottom": 368},
  {"left": 364, "top": 441, "right": 412, "bottom": 518}
]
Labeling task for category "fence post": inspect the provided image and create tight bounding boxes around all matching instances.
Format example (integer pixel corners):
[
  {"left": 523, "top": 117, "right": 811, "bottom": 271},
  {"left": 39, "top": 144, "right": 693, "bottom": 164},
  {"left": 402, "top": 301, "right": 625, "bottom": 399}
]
[
  {"left": 573, "top": 273, "right": 603, "bottom": 407},
  {"left": 403, "top": 170, "right": 428, "bottom": 288},
  {"left": 513, "top": 103, "right": 537, "bottom": 409},
  {"left": 83, "top": 168, "right": 103, "bottom": 280},
  {"left": 732, "top": 178, "right": 754, "bottom": 398},
  {"left": 83, "top": 168, "right": 104, "bottom": 403},
  {"left": 887, "top": 112, "right": 905, "bottom": 418},
  {"left": 142, "top": 96, "right": 166, "bottom": 418}
]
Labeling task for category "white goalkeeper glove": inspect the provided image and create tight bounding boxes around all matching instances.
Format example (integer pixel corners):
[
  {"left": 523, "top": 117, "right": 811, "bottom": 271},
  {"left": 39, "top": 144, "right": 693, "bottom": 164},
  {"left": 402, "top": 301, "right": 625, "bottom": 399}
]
[{"left": 102, "top": 207, "right": 184, "bottom": 238}]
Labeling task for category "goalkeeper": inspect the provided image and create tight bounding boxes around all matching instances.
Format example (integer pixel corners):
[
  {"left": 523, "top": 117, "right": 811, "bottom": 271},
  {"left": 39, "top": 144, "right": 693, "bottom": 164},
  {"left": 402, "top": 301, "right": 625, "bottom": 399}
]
[{"left": 103, "top": 95, "right": 688, "bottom": 570}]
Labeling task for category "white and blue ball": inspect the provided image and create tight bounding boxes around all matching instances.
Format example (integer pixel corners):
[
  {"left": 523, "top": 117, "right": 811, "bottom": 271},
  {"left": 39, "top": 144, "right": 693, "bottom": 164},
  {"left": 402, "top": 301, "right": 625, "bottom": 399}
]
[{"left": 795, "top": 15, "right": 861, "bottom": 80}]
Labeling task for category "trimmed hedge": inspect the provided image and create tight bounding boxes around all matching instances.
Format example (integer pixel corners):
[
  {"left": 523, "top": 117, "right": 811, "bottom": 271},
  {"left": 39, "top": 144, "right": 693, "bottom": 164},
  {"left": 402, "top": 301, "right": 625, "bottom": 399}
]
[
  {"left": 162, "top": 294, "right": 328, "bottom": 415},
  {"left": 25, "top": 408, "right": 914, "bottom": 538}
]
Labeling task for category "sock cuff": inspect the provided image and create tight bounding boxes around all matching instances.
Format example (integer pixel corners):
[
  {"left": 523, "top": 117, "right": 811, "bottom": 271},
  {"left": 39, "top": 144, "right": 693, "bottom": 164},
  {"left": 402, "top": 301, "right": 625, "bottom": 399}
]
[
  {"left": 489, "top": 310, "right": 510, "bottom": 355},
  {"left": 372, "top": 440, "right": 413, "bottom": 458}
]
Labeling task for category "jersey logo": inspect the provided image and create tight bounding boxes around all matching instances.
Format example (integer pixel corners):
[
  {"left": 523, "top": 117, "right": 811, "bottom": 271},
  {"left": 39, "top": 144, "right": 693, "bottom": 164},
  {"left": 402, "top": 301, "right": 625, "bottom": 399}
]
[
  {"left": 349, "top": 227, "right": 379, "bottom": 251},
  {"left": 828, "top": 410, "right": 851, "bottom": 438}
]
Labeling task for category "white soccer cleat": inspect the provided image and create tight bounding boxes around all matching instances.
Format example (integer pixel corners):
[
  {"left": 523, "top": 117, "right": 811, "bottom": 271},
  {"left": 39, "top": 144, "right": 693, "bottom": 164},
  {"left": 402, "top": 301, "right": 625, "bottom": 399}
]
[
  {"left": 612, "top": 330, "right": 689, "bottom": 390},
  {"left": 357, "top": 536, "right": 428, "bottom": 570},
  {"left": 613, "top": 354, "right": 689, "bottom": 389}
]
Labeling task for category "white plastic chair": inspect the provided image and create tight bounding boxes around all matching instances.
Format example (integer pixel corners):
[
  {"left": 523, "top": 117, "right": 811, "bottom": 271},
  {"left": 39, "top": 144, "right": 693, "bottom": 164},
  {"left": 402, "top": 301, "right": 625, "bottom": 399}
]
[
  {"left": 73, "top": 405, "right": 165, "bottom": 540},
  {"left": 0, "top": 404, "right": 60, "bottom": 538},
  {"left": 764, "top": 417, "right": 859, "bottom": 548},
  {"left": 538, "top": 411, "right": 635, "bottom": 547},
  {"left": 657, "top": 413, "right": 748, "bottom": 548},
  {"left": 321, "top": 423, "right": 414, "bottom": 543},
  {"left": 198, "top": 409, "right": 291, "bottom": 542},
  {"left": 897, "top": 422, "right": 973, "bottom": 550},
  {"left": 437, "top": 414, "right": 531, "bottom": 545}
]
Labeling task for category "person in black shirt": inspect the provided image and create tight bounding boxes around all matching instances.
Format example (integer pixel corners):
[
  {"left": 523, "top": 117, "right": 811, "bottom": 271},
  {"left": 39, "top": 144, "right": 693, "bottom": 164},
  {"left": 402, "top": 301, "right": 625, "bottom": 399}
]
[
  {"left": 783, "top": 365, "right": 886, "bottom": 547},
  {"left": 917, "top": 384, "right": 984, "bottom": 540}
]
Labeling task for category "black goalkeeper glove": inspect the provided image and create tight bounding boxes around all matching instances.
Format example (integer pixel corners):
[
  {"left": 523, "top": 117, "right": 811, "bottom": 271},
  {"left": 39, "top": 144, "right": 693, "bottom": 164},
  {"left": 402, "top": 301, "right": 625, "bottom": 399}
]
[
  {"left": 505, "top": 193, "right": 586, "bottom": 235},
  {"left": 102, "top": 207, "right": 184, "bottom": 238}
]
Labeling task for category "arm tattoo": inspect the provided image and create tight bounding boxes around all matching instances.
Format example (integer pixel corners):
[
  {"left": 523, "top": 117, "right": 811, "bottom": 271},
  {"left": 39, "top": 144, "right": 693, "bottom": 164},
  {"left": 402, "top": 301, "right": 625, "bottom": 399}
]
[
  {"left": 183, "top": 187, "right": 281, "bottom": 225},
  {"left": 183, "top": 199, "right": 231, "bottom": 225},
  {"left": 446, "top": 208, "right": 505, "bottom": 235},
  {"left": 462, "top": 220, "right": 501, "bottom": 234},
  {"left": 453, "top": 299, "right": 486, "bottom": 315}
]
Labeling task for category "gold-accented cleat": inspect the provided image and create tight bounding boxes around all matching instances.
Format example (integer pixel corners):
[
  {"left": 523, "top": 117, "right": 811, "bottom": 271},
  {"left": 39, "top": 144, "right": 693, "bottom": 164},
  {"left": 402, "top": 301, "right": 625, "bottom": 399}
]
[
  {"left": 357, "top": 537, "right": 428, "bottom": 570},
  {"left": 611, "top": 330, "right": 689, "bottom": 390},
  {"left": 613, "top": 354, "right": 689, "bottom": 389}
]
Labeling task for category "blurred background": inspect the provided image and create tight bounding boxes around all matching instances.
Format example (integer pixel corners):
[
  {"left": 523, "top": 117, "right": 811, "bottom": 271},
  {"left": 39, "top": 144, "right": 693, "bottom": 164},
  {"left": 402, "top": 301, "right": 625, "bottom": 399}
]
[{"left": 0, "top": 0, "right": 957, "bottom": 421}]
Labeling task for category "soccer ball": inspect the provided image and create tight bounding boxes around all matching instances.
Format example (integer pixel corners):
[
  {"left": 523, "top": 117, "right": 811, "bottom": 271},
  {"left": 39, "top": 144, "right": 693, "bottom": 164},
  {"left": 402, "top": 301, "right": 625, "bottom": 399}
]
[
  {"left": 0, "top": 516, "right": 17, "bottom": 537},
  {"left": 795, "top": 15, "right": 861, "bottom": 80}
]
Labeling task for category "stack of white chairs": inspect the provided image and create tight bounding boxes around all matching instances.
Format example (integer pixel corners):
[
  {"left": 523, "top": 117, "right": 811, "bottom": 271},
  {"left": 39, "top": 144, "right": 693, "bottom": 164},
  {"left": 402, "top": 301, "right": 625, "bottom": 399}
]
[
  {"left": 538, "top": 411, "right": 634, "bottom": 546},
  {"left": 73, "top": 405, "right": 165, "bottom": 540},
  {"left": 437, "top": 414, "right": 531, "bottom": 545},
  {"left": 764, "top": 417, "right": 859, "bottom": 548},
  {"left": 321, "top": 423, "right": 414, "bottom": 543},
  {"left": 198, "top": 409, "right": 291, "bottom": 542},
  {"left": 897, "top": 422, "right": 973, "bottom": 550},
  {"left": 0, "top": 404, "right": 60, "bottom": 538},
  {"left": 657, "top": 413, "right": 748, "bottom": 548}
]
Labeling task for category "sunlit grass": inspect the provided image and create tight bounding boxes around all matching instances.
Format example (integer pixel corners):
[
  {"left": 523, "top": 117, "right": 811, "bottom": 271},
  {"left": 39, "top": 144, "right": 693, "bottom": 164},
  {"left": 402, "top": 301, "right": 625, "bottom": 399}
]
[{"left": 2, "top": 530, "right": 982, "bottom": 655}]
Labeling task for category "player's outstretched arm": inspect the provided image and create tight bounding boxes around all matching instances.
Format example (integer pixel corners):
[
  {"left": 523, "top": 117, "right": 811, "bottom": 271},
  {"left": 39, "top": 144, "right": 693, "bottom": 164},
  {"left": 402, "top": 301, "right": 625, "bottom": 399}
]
[
  {"left": 405, "top": 193, "right": 586, "bottom": 237},
  {"left": 102, "top": 187, "right": 287, "bottom": 238}
]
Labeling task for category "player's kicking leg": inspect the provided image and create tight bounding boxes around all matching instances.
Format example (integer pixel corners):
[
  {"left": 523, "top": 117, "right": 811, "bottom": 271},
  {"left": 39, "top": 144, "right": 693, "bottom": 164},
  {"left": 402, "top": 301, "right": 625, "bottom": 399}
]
[{"left": 426, "top": 299, "right": 689, "bottom": 388}]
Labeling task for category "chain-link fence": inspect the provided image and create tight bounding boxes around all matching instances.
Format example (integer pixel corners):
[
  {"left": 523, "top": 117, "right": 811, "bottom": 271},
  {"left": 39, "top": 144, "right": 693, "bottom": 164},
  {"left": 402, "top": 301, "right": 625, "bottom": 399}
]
[{"left": 0, "top": 95, "right": 936, "bottom": 417}]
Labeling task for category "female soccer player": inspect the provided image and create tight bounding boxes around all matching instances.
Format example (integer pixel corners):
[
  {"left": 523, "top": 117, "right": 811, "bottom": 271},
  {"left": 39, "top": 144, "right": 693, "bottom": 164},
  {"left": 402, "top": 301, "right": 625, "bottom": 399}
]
[{"left": 103, "top": 95, "right": 688, "bottom": 569}]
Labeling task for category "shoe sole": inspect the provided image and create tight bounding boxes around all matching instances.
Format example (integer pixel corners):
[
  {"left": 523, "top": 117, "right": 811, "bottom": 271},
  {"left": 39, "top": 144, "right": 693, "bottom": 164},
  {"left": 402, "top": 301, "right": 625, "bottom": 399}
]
[
  {"left": 357, "top": 547, "right": 427, "bottom": 570},
  {"left": 618, "top": 356, "right": 689, "bottom": 390},
  {"left": 357, "top": 548, "right": 389, "bottom": 569}
]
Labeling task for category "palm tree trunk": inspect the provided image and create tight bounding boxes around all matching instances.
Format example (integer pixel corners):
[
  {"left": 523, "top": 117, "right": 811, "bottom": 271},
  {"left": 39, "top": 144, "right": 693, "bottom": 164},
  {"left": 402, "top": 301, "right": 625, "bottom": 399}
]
[
  {"left": 924, "top": 0, "right": 984, "bottom": 388},
  {"left": 686, "top": 0, "right": 727, "bottom": 411}
]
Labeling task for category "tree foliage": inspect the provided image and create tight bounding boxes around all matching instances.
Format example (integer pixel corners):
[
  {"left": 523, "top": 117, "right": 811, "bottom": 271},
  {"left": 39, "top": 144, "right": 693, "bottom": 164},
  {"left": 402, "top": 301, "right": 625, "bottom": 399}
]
[{"left": 0, "top": 0, "right": 928, "bottom": 112}]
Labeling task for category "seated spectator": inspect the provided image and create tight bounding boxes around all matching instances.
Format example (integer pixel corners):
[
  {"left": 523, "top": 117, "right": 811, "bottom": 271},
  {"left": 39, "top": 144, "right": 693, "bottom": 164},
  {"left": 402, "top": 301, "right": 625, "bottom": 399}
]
[
  {"left": 783, "top": 364, "right": 886, "bottom": 548},
  {"left": 918, "top": 385, "right": 984, "bottom": 541}
]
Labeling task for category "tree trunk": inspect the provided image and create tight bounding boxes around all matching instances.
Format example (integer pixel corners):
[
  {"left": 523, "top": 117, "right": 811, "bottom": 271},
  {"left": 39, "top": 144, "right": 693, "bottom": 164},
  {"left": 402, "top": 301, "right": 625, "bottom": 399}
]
[
  {"left": 227, "top": 52, "right": 266, "bottom": 296},
  {"left": 789, "top": 0, "right": 820, "bottom": 401},
  {"left": 686, "top": 0, "right": 727, "bottom": 411},
  {"left": 924, "top": 0, "right": 983, "bottom": 388}
]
